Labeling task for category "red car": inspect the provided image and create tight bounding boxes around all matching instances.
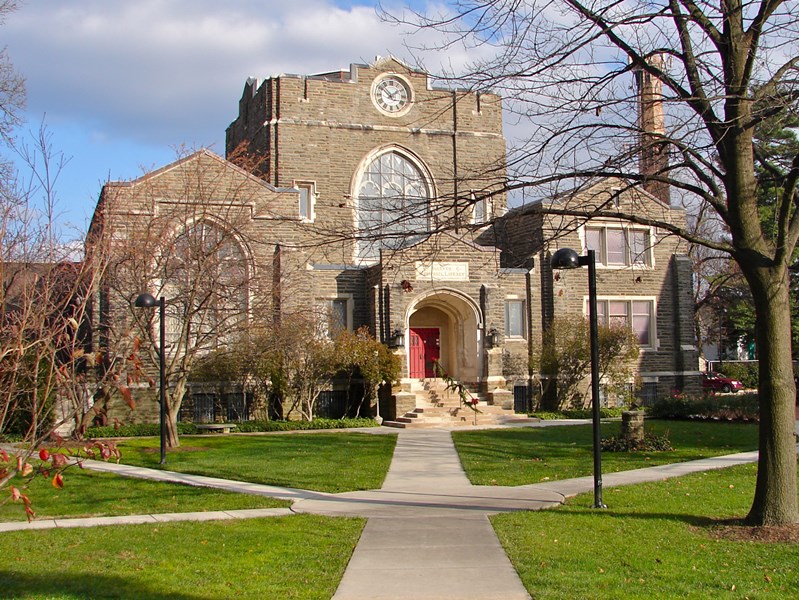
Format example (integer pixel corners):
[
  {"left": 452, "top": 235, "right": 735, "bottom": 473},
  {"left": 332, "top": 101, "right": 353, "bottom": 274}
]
[{"left": 702, "top": 372, "right": 744, "bottom": 393}]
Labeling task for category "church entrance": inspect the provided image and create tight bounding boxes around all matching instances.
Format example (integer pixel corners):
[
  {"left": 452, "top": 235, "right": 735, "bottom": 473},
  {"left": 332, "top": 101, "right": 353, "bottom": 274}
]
[
  {"left": 409, "top": 328, "right": 440, "bottom": 378},
  {"left": 404, "top": 289, "right": 483, "bottom": 383}
]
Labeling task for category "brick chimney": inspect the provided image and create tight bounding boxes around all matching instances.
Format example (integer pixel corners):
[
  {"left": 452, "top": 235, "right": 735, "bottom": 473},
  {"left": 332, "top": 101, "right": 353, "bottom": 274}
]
[{"left": 634, "top": 57, "right": 670, "bottom": 205}]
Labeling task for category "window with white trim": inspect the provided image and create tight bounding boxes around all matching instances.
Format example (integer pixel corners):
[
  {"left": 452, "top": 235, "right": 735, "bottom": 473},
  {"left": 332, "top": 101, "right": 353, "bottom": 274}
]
[
  {"left": 471, "top": 191, "right": 491, "bottom": 225},
  {"left": 585, "top": 225, "right": 652, "bottom": 267},
  {"left": 505, "top": 299, "right": 526, "bottom": 339},
  {"left": 295, "top": 181, "right": 315, "bottom": 221},
  {"left": 591, "top": 298, "right": 655, "bottom": 347},
  {"left": 318, "top": 297, "right": 351, "bottom": 339}
]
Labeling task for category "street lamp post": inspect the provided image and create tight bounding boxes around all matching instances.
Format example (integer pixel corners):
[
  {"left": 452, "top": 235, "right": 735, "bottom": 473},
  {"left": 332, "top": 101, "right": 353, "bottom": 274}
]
[
  {"left": 550, "top": 248, "right": 606, "bottom": 509},
  {"left": 134, "top": 293, "right": 167, "bottom": 465}
]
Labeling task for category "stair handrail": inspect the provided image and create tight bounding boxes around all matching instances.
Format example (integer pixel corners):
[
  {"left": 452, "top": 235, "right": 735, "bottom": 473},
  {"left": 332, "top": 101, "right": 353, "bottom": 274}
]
[{"left": 433, "top": 360, "right": 481, "bottom": 425}]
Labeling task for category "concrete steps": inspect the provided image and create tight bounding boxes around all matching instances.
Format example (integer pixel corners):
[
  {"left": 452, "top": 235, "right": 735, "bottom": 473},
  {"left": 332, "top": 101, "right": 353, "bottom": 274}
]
[{"left": 383, "top": 378, "right": 538, "bottom": 429}]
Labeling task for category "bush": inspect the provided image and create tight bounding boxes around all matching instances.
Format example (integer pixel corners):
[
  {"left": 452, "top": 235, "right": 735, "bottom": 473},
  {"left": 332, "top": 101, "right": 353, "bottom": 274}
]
[
  {"left": 86, "top": 422, "right": 200, "bottom": 438},
  {"left": 86, "top": 418, "right": 379, "bottom": 438},
  {"left": 531, "top": 407, "right": 627, "bottom": 420},
  {"left": 601, "top": 432, "right": 674, "bottom": 452},
  {"left": 233, "top": 418, "right": 379, "bottom": 433},
  {"left": 716, "top": 362, "right": 758, "bottom": 388},
  {"left": 646, "top": 392, "right": 759, "bottom": 421}
]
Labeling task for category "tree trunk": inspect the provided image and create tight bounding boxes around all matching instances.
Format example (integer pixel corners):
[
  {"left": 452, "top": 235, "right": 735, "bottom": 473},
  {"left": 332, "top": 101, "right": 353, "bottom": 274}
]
[
  {"left": 165, "top": 378, "right": 187, "bottom": 449},
  {"left": 165, "top": 408, "right": 180, "bottom": 448},
  {"left": 744, "top": 265, "right": 798, "bottom": 525}
]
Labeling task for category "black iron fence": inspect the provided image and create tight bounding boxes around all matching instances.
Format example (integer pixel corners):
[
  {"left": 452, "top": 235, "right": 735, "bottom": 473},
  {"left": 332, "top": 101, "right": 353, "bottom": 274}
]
[
  {"left": 316, "top": 390, "right": 349, "bottom": 419},
  {"left": 181, "top": 388, "right": 252, "bottom": 423}
]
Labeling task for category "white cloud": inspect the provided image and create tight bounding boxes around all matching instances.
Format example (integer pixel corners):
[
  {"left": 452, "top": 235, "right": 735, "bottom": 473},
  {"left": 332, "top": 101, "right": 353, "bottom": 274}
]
[
  {"left": 1, "top": 0, "right": 508, "bottom": 232},
  {"left": 4, "top": 1, "right": 428, "bottom": 148}
]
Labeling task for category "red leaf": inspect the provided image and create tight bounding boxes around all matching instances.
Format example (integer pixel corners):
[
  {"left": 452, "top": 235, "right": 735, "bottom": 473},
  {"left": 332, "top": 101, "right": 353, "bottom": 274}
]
[
  {"left": 52, "top": 453, "right": 67, "bottom": 468},
  {"left": 52, "top": 473, "right": 64, "bottom": 489},
  {"left": 10, "top": 487, "right": 21, "bottom": 502},
  {"left": 38, "top": 449, "right": 50, "bottom": 461},
  {"left": 119, "top": 386, "right": 136, "bottom": 410},
  {"left": 0, "top": 449, "right": 8, "bottom": 462}
]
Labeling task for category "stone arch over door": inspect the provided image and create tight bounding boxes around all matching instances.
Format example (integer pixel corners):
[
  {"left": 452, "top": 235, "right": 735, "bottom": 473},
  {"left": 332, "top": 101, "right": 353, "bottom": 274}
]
[{"left": 405, "top": 289, "right": 483, "bottom": 382}]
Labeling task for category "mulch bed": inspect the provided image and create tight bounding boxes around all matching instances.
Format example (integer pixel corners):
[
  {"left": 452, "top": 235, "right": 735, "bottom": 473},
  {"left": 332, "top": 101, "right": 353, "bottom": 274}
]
[{"left": 707, "top": 518, "right": 799, "bottom": 544}]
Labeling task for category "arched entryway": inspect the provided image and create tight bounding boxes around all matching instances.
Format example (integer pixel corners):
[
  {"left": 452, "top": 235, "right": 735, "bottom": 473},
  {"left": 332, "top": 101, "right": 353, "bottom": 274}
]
[{"left": 405, "top": 289, "right": 483, "bottom": 382}]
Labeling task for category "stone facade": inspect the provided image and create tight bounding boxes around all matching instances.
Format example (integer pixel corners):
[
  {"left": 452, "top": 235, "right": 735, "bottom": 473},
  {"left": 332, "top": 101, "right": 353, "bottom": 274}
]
[{"left": 90, "top": 57, "right": 699, "bottom": 423}]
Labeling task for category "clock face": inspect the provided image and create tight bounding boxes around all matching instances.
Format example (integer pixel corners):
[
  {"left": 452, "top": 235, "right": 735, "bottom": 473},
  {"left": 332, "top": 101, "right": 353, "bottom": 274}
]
[{"left": 373, "top": 76, "right": 411, "bottom": 114}]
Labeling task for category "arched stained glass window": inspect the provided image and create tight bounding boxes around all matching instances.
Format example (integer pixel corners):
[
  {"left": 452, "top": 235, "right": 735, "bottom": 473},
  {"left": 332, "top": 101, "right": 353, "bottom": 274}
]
[
  {"left": 162, "top": 221, "right": 249, "bottom": 349},
  {"left": 356, "top": 151, "right": 430, "bottom": 262}
]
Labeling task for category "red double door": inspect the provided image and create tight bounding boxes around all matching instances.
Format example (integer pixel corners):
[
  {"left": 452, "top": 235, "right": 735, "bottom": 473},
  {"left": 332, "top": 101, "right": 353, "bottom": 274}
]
[{"left": 409, "top": 327, "right": 441, "bottom": 378}]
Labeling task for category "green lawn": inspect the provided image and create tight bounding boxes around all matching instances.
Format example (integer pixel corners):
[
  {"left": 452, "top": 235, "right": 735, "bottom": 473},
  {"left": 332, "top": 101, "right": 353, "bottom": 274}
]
[
  {"left": 0, "top": 469, "right": 289, "bottom": 523},
  {"left": 493, "top": 462, "right": 799, "bottom": 599},
  {"left": 0, "top": 515, "right": 364, "bottom": 599},
  {"left": 116, "top": 432, "right": 397, "bottom": 493},
  {"left": 453, "top": 420, "right": 759, "bottom": 485}
]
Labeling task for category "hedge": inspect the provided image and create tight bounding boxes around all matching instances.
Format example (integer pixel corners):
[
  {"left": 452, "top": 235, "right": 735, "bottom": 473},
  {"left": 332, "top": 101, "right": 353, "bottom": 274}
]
[
  {"left": 531, "top": 407, "right": 627, "bottom": 420},
  {"left": 86, "top": 417, "right": 379, "bottom": 438},
  {"left": 645, "top": 392, "right": 759, "bottom": 421}
]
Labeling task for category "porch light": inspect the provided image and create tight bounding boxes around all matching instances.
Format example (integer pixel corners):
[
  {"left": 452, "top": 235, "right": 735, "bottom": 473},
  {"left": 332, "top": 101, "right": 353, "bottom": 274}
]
[
  {"left": 390, "top": 328, "right": 405, "bottom": 348},
  {"left": 486, "top": 328, "right": 500, "bottom": 348}
]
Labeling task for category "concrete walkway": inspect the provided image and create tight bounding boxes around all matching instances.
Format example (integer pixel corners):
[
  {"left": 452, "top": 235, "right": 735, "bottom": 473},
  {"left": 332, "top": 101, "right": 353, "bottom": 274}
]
[
  {"left": 0, "top": 425, "right": 768, "bottom": 599},
  {"left": 295, "top": 430, "right": 555, "bottom": 600}
]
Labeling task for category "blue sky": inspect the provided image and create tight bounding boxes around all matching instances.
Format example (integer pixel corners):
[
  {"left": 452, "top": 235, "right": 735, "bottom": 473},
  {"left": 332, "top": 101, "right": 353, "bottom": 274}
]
[{"left": 4, "top": 0, "right": 476, "bottom": 238}]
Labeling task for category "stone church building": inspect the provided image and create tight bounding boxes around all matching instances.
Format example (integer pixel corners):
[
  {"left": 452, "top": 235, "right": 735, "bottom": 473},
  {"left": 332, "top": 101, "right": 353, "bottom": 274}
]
[{"left": 90, "top": 57, "right": 699, "bottom": 426}]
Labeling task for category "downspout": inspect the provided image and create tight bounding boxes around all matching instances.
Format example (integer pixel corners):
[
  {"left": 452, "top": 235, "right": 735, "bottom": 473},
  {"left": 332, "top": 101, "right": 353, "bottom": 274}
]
[
  {"left": 526, "top": 268, "right": 535, "bottom": 411},
  {"left": 273, "top": 77, "right": 281, "bottom": 186},
  {"left": 451, "top": 90, "right": 459, "bottom": 228},
  {"left": 671, "top": 256, "right": 686, "bottom": 391}
]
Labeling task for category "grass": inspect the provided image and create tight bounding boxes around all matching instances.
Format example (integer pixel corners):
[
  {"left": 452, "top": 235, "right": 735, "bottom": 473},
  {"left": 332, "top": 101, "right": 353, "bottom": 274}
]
[
  {"left": 0, "top": 514, "right": 364, "bottom": 599},
  {"left": 0, "top": 469, "right": 289, "bottom": 523},
  {"left": 493, "top": 462, "right": 799, "bottom": 599},
  {"left": 453, "top": 420, "right": 759, "bottom": 485},
  {"left": 116, "top": 432, "right": 397, "bottom": 493}
]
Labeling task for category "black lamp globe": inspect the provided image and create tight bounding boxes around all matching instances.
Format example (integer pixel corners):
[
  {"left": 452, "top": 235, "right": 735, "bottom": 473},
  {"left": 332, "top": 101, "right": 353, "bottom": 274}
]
[
  {"left": 550, "top": 247, "right": 582, "bottom": 270},
  {"left": 134, "top": 293, "right": 158, "bottom": 308}
]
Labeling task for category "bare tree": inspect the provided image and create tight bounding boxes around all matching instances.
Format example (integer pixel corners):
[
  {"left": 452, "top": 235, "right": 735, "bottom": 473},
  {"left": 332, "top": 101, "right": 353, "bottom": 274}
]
[
  {"left": 391, "top": 1, "right": 799, "bottom": 526},
  {"left": 93, "top": 150, "right": 279, "bottom": 447},
  {"left": 0, "top": 130, "right": 142, "bottom": 519},
  {"left": 537, "top": 316, "right": 640, "bottom": 410}
]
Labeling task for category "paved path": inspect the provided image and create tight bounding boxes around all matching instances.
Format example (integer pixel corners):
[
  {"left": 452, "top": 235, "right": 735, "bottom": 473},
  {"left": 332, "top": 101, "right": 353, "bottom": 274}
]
[
  {"left": 0, "top": 425, "right": 770, "bottom": 599},
  {"left": 290, "top": 430, "right": 758, "bottom": 600},
  {"left": 294, "top": 430, "right": 554, "bottom": 600}
]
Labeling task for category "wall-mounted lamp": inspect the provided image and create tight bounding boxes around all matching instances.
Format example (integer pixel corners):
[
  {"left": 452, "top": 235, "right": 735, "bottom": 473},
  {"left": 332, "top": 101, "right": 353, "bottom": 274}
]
[
  {"left": 389, "top": 328, "right": 405, "bottom": 348},
  {"left": 486, "top": 328, "right": 500, "bottom": 349}
]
